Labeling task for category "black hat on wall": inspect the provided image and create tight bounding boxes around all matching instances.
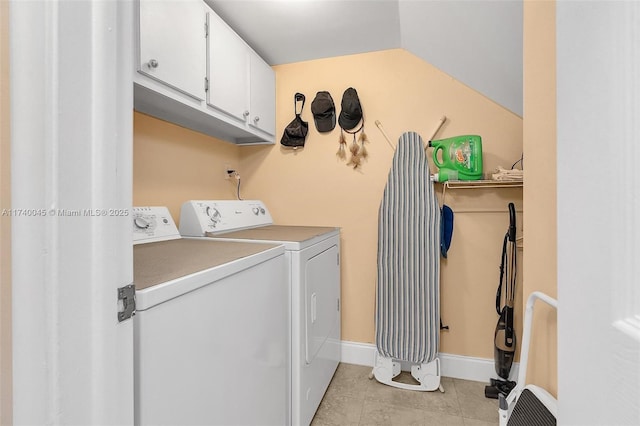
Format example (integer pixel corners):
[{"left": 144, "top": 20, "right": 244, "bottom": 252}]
[
  {"left": 311, "top": 91, "right": 336, "bottom": 132},
  {"left": 338, "top": 87, "right": 363, "bottom": 131}
]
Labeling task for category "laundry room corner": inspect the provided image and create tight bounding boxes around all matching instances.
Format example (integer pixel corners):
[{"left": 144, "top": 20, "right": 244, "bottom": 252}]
[
  {"left": 6, "top": 0, "right": 638, "bottom": 423},
  {"left": 131, "top": 46, "right": 524, "bottom": 380},
  {"left": 238, "top": 48, "right": 524, "bottom": 373}
]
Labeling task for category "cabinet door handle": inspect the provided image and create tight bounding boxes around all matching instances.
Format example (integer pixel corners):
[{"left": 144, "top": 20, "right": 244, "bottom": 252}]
[
  {"left": 243, "top": 110, "right": 250, "bottom": 118},
  {"left": 253, "top": 116, "right": 260, "bottom": 123},
  {"left": 148, "top": 59, "right": 159, "bottom": 69}
]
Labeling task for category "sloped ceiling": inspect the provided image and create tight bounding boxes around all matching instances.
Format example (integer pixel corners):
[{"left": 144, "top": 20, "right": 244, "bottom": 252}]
[{"left": 207, "top": 0, "right": 522, "bottom": 116}]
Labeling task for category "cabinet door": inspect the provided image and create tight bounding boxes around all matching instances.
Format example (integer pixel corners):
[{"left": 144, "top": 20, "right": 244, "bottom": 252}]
[
  {"left": 138, "top": 0, "right": 206, "bottom": 100},
  {"left": 206, "top": 11, "right": 249, "bottom": 122},
  {"left": 249, "top": 52, "right": 276, "bottom": 136}
]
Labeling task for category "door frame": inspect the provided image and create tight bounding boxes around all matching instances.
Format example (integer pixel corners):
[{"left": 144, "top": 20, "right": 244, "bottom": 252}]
[
  {"left": 557, "top": 1, "right": 640, "bottom": 424},
  {"left": 10, "top": 1, "right": 134, "bottom": 424}
]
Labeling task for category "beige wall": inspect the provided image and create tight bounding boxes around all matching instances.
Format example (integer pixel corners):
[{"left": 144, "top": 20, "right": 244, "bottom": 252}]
[
  {"left": 0, "top": 0, "right": 12, "bottom": 423},
  {"left": 241, "top": 49, "right": 524, "bottom": 358},
  {"left": 133, "top": 112, "right": 241, "bottom": 221},
  {"left": 134, "top": 49, "right": 524, "bottom": 361},
  {"left": 523, "top": 1, "right": 558, "bottom": 396}
]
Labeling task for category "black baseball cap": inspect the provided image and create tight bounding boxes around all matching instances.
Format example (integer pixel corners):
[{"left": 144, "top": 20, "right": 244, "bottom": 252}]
[
  {"left": 338, "top": 87, "right": 363, "bottom": 131},
  {"left": 311, "top": 91, "right": 336, "bottom": 132}
]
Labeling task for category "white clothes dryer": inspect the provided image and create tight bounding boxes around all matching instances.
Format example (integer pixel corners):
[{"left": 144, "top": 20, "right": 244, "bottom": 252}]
[
  {"left": 180, "top": 200, "right": 341, "bottom": 426},
  {"left": 133, "top": 207, "right": 288, "bottom": 426}
]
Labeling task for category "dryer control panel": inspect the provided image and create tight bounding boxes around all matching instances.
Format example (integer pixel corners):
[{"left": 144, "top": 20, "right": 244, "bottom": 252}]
[
  {"left": 133, "top": 206, "right": 181, "bottom": 244},
  {"left": 179, "top": 200, "right": 273, "bottom": 236}
]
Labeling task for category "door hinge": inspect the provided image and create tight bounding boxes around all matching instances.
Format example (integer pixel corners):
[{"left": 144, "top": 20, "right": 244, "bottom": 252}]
[
  {"left": 204, "top": 76, "right": 209, "bottom": 92},
  {"left": 117, "top": 284, "right": 136, "bottom": 322},
  {"left": 337, "top": 298, "right": 340, "bottom": 312},
  {"left": 337, "top": 253, "right": 340, "bottom": 265},
  {"left": 205, "top": 21, "right": 208, "bottom": 37}
]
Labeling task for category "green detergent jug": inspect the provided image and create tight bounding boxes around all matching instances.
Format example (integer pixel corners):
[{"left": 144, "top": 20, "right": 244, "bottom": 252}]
[{"left": 430, "top": 135, "right": 483, "bottom": 182}]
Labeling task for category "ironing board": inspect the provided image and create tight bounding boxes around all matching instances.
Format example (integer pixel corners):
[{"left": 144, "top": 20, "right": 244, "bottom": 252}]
[{"left": 372, "top": 131, "right": 442, "bottom": 392}]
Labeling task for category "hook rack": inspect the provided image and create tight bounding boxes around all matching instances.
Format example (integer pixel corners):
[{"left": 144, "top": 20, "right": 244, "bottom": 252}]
[{"left": 440, "top": 180, "right": 523, "bottom": 206}]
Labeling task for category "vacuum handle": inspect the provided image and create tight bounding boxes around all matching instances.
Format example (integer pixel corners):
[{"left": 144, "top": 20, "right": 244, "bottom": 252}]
[
  {"left": 496, "top": 233, "right": 508, "bottom": 315},
  {"left": 508, "top": 203, "right": 516, "bottom": 242},
  {"left": 504, "top": 307, "right": 515, "bottom": 346}
]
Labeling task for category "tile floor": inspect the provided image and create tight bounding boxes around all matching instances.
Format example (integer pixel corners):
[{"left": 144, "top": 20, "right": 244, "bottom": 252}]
[{"left": 311, "top": 363, "right": 499, "bottom": 426}]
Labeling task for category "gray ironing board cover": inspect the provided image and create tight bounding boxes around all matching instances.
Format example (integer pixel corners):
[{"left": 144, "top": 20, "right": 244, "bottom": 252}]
[{"left": 376, "top": 131, "right": 440, "bottom": 364}]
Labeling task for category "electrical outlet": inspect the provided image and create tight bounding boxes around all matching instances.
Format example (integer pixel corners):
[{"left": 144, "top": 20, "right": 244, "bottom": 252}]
[{"left": 224, "top": 164, "right": 234, "bottom": 180}]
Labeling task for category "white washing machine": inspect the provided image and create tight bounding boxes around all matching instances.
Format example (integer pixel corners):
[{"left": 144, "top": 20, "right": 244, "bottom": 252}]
[
  {"left": 132, "top": 206, "right": 288, "bottom": 426},
  {"left": 180, "top": 200, "right": 341, "bottom": 426}
]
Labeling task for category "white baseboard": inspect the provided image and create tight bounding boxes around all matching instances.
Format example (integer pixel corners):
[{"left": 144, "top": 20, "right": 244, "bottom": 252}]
[{"left": 340, "top": 340, "right": 519, "bottom": 383}]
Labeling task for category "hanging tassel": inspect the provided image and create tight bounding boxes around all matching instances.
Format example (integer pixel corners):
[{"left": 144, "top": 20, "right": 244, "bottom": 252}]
[
  {"left": 349, "top": 133, "right": 360, "bottom": 157},
  {"left": 336, "top": 130, "right": 347, "bottom": 160},
  {"left": 358, "top": 129, "right": 369, "bottom": 159},
  {"left": 347, "top": 133, "right": 361, "bottom": 169},
  {"left": 347, "top": 153, "right": 361, "bottom": 169}
]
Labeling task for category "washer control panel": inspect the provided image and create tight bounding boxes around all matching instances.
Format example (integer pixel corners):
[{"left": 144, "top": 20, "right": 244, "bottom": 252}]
[
  {"left": 179, "top": 200, "right": 273, "bottom": 236},
  {"left": 133, "top": 206, "right": 181, "bottom": 244}
]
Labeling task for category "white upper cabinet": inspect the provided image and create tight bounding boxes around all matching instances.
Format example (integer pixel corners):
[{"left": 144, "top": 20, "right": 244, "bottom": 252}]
[
  {"left": 134, "top": 1, "right": 275, "bottom": 144},
  {"left": 206, "top": 11, "right": 249, "bottom": 122},
  {"left": 138, "top": 0, "right": 206, "bottom": 100},
  {"left": 249, "top": 53, "right": 276, "bottom": 136},
  {"left": 206, "top": 9, "right": 276, "bottom": 137}
]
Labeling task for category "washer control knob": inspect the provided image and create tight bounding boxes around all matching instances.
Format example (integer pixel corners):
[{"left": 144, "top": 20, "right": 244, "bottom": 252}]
[
  {"left": 260, "top": 207, "right": 265, "bottom": 215},
  {"left": 206, "top": 206, "right": 221, "bottom": 224},
  {"left": 252, "top": 207, "right": 259, "bottom": 215},
  {"left": 134, "top": 217, "right": 150, "bottom": 229}
]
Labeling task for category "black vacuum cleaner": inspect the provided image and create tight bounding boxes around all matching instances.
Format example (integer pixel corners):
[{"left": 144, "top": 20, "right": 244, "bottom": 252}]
[{"left": 485, "top": 203, "right": 517, "bottom": 399}]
